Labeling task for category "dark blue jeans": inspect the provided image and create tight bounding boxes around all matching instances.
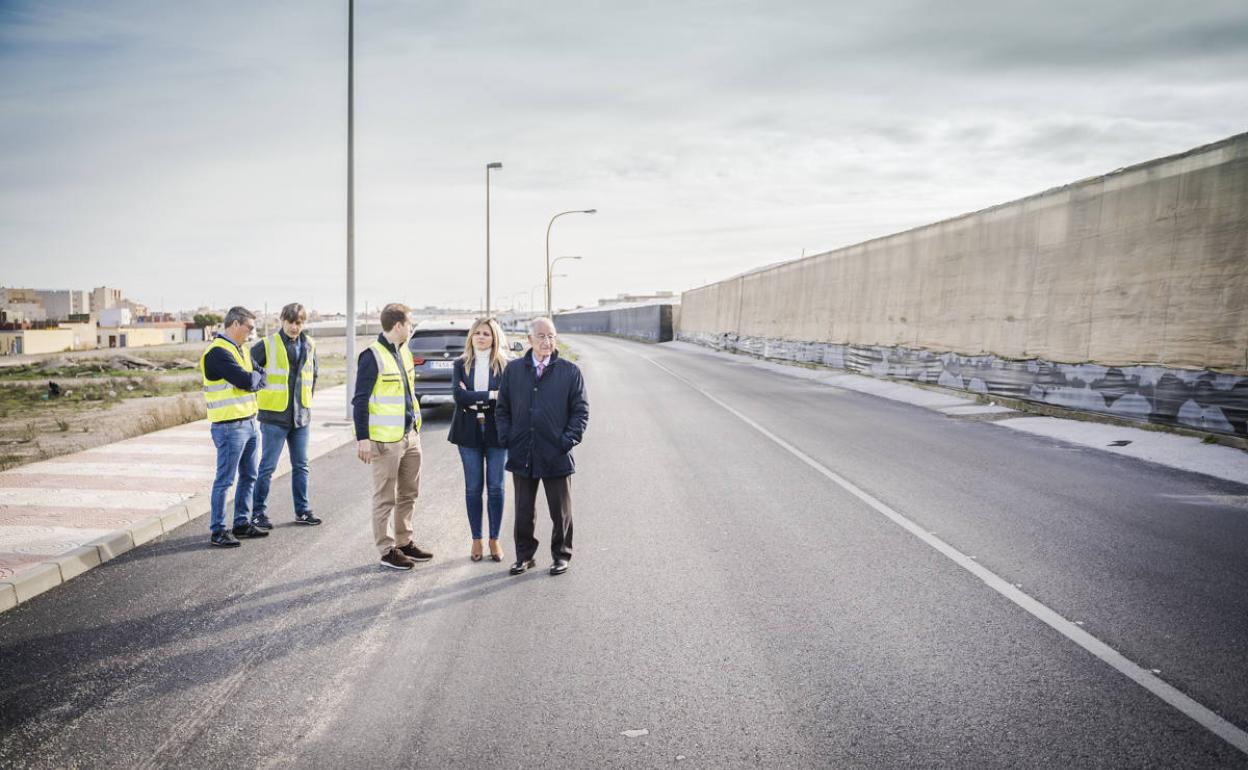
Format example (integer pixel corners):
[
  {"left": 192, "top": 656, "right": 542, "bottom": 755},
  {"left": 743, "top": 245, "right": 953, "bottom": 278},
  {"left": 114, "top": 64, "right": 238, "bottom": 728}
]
[
  {"left": 209, "top": 418, "right": 259, "bottom": 533},
  {"left": 458, "top": 444, "right": 506, "bottom": 539},
  {"left": 253, "top": 422, "right": 311, "bottom": 519}
]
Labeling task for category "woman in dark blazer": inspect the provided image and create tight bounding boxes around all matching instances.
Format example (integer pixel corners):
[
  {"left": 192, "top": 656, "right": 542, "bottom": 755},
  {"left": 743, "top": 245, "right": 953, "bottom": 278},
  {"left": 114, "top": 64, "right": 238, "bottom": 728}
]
[{"left": 448, "top": 317, "right": 510, "bottom": 561}]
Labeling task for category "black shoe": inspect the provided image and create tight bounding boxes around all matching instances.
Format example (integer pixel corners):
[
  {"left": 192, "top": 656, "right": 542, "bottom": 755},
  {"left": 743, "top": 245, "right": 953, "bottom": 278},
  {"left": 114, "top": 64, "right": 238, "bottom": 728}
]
[
  {"left": 398, "top": 542, "right": 432, "bottom": 562},
  {"left": 294, "top": 511, "right": 322, "bottom": 526},
  {"left": 210, "top": 531, "right": 240, "bottom": 548},
  {"left": 510, "top": 559, "right": 537, "bottom": 575},
  {"left": 232, "top": 522, "right": 270, "bottom": 539},
  {"left": 549, "top": 559, "right": 569, "bottom": 576},
  {"left": 380, "top": 548, "right": 415, "bottom": 571},
  {"left": 251, "top": 516, "right": 274, "bottom": 531}
]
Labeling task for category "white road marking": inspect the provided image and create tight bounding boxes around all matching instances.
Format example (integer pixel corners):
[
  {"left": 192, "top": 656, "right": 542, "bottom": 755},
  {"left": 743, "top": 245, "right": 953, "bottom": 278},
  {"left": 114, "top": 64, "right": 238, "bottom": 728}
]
[
  {"left": 6, "top": 462, "right": 216, "bottom": 480},
  {"left": 0, "top": 488, "right": 189, "bottom": 509},
  {"left": 641, "top": 352, "right": 1248, "bottom": 757}
]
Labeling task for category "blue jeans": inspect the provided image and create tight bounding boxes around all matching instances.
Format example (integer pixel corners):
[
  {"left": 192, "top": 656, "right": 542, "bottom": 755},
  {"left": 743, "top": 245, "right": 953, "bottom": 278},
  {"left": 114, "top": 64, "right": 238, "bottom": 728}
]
[
  {"left": 209, "top": 418, "right": 260, "bottom": 533},
  {"left": 253, "top": 422, "right": 311, "bottom": 519},
  {"left": 458, "top": 444, "right": 506, "bottom": 540}
]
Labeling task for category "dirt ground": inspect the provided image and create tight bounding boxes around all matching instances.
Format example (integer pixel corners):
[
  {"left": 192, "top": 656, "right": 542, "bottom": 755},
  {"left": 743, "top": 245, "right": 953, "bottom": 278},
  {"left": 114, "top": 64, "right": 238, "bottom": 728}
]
[{"left": 0, "top": 336, "right": 359, "bottom": 470}]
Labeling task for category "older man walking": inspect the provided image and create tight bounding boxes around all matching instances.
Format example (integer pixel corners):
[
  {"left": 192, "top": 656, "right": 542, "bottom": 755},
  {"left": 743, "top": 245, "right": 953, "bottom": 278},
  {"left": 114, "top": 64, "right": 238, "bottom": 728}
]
[{"left": 496, "top": 317, "right": 589, "bottom": 576}]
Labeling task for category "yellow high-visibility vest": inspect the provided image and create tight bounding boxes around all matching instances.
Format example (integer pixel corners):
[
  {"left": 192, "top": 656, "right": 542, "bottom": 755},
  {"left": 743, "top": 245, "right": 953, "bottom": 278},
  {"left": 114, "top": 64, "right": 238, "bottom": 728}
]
[
  {"left": 199, "top": 336, "right": 258, "bottom": 422},
  {"left": 367, "top": 340, "right": 420, "bottom": 442},
  {"left": 257, "top": 333, "right": 315, "bottom": 413}
]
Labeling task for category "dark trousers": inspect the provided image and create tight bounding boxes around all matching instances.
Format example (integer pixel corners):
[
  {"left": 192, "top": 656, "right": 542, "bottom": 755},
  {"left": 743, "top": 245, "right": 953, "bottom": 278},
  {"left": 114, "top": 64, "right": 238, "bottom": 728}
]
[{"left": 512, "top": 473, "right": 572, "bottom": 562}]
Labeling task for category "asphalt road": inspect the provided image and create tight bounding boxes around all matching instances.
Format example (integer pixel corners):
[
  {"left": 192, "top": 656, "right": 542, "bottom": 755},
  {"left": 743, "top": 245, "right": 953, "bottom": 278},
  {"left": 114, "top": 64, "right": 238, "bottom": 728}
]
[{"left": 1, "top": 334, "right": 1246, "bottom": 769}]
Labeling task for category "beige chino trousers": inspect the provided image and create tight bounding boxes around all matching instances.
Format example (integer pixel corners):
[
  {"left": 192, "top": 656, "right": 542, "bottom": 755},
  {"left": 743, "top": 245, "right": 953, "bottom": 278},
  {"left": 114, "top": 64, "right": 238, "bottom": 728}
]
[{"left": 370, "top": 431, "right": 422, "bottom": 555}]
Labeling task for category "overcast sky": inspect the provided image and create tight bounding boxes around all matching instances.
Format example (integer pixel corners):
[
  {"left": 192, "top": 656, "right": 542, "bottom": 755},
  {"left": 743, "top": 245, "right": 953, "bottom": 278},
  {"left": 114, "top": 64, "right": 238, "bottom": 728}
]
[{"left": 2, "top": 0, "right": 1246, "bottom": 314}]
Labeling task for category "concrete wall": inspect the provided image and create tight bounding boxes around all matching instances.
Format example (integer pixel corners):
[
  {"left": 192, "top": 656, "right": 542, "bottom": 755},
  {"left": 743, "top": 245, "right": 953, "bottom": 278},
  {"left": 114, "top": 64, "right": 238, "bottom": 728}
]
[
  {"left": 680, "top": 133, "right": 1248, "bottom": 371},
  {"left": 96, "top": 326, "right": 184, "bottom": 349},
  {"left": 555, "top": 304, "right": 674, "bottom": 343},
  {"left": 678, "top": 133, "right": 1248, "bottom": 437},
  {"left": 0, "top": 329, "right": 75, "bottom": 356}
]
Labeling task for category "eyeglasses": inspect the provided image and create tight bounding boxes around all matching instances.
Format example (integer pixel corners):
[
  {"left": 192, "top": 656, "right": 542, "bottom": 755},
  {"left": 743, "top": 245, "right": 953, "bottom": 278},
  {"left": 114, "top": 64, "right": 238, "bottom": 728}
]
[{"left": 532, "top": 333, "right": 556, "bottom": 341}]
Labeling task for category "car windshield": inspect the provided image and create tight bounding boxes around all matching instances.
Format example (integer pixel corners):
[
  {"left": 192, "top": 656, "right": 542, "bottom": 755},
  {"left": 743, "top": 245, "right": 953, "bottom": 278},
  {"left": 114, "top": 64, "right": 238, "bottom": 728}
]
[{"left": 408, "top": 332, "right": 464, "bottom": 352}]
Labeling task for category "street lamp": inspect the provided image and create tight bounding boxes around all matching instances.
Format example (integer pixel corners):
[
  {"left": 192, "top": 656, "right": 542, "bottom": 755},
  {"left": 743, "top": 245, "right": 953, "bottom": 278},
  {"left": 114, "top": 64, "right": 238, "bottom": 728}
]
[
  {"left": 547, "top": 257, "right": 581, "bottom": 314},
  {"left": 544, "top": 208, "right": 596, "bottom": 315},
  {"left": 345, "top": 0, "right": 357, "bottom": 419},
  {"left": 531, "top": 277, "right": 567, "bottom": 316},
  {"left": 485, "top": 162, "right": 502, "bottom": 315}
]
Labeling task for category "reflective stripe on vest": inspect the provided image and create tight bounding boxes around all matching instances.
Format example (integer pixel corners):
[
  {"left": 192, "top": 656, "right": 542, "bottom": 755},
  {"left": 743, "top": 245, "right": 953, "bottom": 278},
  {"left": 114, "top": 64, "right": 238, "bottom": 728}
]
[
  {"left": 367, "top": 340, "right": 420, "bottom": 442},
  {"left": 199, "top": 337, "right": 258, "bottom": 422},
  {"left": 257, "top": 333, "right": 315, "bottom": 412}
]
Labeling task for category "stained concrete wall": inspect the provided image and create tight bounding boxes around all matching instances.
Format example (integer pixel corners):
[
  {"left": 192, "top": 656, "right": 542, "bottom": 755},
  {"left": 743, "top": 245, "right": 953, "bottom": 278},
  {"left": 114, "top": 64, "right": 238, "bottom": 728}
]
[
  {"left": 680, "top": 133, "right": 1248, "bottom": 372},
  {"left": 555, "top": 304, "right": 674, "bottom": 343}
]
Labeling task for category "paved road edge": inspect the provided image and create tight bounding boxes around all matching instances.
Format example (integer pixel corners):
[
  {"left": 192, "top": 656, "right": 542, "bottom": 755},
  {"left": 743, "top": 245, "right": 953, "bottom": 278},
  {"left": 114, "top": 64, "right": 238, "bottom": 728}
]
[{"left": 0, "top": 426, "right": 357, "bottom": 615}]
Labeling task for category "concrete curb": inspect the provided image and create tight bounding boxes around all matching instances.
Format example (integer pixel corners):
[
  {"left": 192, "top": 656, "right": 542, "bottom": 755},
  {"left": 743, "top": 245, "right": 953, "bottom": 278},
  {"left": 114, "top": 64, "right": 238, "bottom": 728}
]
[{"left": 0, "top": 426, "right": 355, "bottom": 615}]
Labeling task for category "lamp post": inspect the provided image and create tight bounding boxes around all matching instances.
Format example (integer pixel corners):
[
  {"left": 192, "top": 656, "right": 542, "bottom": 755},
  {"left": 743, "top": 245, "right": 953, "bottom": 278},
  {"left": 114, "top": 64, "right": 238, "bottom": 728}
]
[
  {"left": 485, "top": 162, "right": 502, "bottom": 316},
  {"left": 344, "top": 0, "right": 356, "bottom": 419},
  {"left": 547, "top": 256, "right": 580, "bottom": 314},
  {"left": 544, "top": 208, "right": 596, "bottom": 315}
]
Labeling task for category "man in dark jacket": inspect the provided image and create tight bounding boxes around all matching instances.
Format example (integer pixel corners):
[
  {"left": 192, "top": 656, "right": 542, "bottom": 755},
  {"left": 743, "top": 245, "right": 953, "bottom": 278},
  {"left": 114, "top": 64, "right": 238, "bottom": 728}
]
[
  {"left": 199, "top": 306, "right": 269, "bottom": 548},
  {"left": 496, "top": 317, "right": 589, "bottom": 576},
  {"left": 250, "top": 302, "right": 320, "bottom": 529}
]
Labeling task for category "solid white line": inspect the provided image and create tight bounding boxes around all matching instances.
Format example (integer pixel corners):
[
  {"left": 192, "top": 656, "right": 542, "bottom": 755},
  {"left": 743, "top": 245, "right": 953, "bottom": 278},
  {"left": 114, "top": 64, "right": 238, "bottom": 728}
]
[{"left": 641, "top": 352, "right": 1248, "bottom": 757}]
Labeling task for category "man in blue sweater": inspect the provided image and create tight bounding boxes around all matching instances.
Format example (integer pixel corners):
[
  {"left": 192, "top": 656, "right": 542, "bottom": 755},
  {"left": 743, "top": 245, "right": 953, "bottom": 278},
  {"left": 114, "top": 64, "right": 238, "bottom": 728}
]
[{"left": 199, "top": 306, "right": 269, "bottom": 548}]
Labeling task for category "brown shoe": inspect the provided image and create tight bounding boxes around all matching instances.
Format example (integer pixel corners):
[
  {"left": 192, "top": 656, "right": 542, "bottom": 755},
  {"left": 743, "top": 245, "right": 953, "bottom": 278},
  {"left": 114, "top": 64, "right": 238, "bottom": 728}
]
[
  {"left": 488, "top": 539, "right": 503, "bottom": 562},
  {"left": 380, "top": 548, "right": 415, "bottom": 571},
  {"left": 398, "top": 542, "right": 433, "bottom": 562},
  {"left": 470, "top": 539, "right": 484, "bottom": 562}
]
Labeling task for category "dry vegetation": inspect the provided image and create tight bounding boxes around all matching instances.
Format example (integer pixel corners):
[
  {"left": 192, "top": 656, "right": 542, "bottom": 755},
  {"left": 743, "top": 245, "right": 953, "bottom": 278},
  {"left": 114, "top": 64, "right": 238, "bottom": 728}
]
[{"left": 0, "top": 338, "right": 351, "bottom": 470}]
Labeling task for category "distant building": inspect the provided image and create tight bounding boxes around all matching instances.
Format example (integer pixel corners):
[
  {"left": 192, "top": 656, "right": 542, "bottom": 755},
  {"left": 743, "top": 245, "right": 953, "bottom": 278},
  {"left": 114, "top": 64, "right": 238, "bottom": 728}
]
[
  {"left": 596, "top": 291, "right": 676, "bottom": 306},
  {"left": 97, "top": 307, "right": 132, "bottom": 327},
  {"left": 97, "top": 321, "right": 186, "bottom": 349},
  {"left": 57, "top": 319, "right": 97, "bottom": 350},
  {"left": 35, "top": 289, "right": 89, "bottom": 320},
  {"left": 90, "top": 286, "right": 122, "bottom": 312},
  {"left": 121, "top": 298, "right": 149, "bottom": 317},
  {"left": 0, "top": 287, "right": 49, "bottom": 323},
  {"left": 0, "top": 327, "right": 75, "bottom": 356}
]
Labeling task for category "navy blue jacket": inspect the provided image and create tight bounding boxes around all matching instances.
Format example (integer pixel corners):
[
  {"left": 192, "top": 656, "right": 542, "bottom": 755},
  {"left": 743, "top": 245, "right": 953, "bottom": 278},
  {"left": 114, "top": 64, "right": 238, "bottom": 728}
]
[
  {"left": 352, "top": 334, "right": 417, "bottom": 441},
  {"left": 202, "top": 333, "right": 265, "bottom": 398},
  {"left": 251, "top": 331, "right": 318, "bottom": 429},
  {"left": 496, "top": 349, "right": 588, "bottom": 478},
  {"left": 447, "top": 356, "right": 504, "bottom": 448}
]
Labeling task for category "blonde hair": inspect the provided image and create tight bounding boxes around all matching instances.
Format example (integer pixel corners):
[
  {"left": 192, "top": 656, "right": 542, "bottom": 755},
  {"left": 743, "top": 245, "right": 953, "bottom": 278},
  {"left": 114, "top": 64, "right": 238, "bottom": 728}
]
[{"left": 461, "top": 317, "right": 509, "bottom": 375}]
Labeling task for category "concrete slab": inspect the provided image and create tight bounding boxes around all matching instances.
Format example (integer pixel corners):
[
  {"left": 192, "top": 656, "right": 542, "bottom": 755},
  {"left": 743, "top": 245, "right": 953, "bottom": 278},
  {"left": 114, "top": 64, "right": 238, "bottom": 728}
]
[
  {"left": 942, "top": 405, "right": 1018, "bottom": 416},
  {"left": 0, "top": 583, "right": 15, "bottom": 612},
  {"left": 10, "top": 562, "right": 61, "bottom": 604},
  {"left": 159, "top": 504, "right": 190, "bottom": 533},
  {"left": 52, "top": 546, "right": 102, "bottom": 581},
  {"left": 995, "top": 417, "right": 1248, "bottom": 486},
  {"left": 88, "top": 530, "right": 134, "bottom": 562},
  {"left": 128, "top": 516, "right": 165, "bottom": 548}
]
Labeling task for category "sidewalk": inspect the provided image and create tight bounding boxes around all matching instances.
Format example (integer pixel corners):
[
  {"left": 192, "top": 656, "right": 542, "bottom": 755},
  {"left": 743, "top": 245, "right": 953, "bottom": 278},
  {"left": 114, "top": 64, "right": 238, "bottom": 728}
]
[
  {"left": 0, "top": 385, "right": 355, "bottom": 613},
  {"left": 665, "top": 341, "right": 1248, "bottom": 487}
]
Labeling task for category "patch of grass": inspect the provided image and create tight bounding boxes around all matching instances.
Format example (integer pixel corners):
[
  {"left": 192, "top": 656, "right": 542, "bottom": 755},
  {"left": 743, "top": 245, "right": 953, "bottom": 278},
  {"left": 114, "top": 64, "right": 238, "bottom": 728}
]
[{"left": 55, "top": 419, "right": 70, "bottom": 432}]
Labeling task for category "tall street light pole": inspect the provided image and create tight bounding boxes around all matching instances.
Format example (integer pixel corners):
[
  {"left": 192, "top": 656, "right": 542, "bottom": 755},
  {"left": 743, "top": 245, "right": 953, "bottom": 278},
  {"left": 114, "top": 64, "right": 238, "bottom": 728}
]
[
  {"left": 345, "top": 0, "right": 356, "bottom": 419},
  {"left": 547, "top": 256, "right": 582, "bottom": 315},
  {"left": 485, "top": 162, "right": 502, "bottom": 316},
  {"left": 544, "top": 208, "right": 596, "bottom": 316}
]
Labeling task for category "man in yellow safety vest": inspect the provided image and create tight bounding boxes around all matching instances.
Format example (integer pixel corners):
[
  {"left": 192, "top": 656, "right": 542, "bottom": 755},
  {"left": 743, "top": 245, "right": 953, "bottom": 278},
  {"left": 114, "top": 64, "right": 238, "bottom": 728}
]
[
  {"left": 251, "top": 301, "right": 320, "bottom": 529},
  {"left": 199, "top": 306, "right": 269, "bottom": 548},
  {"left": 351, "top": 302, "right": 432, "bottom": 571}
]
